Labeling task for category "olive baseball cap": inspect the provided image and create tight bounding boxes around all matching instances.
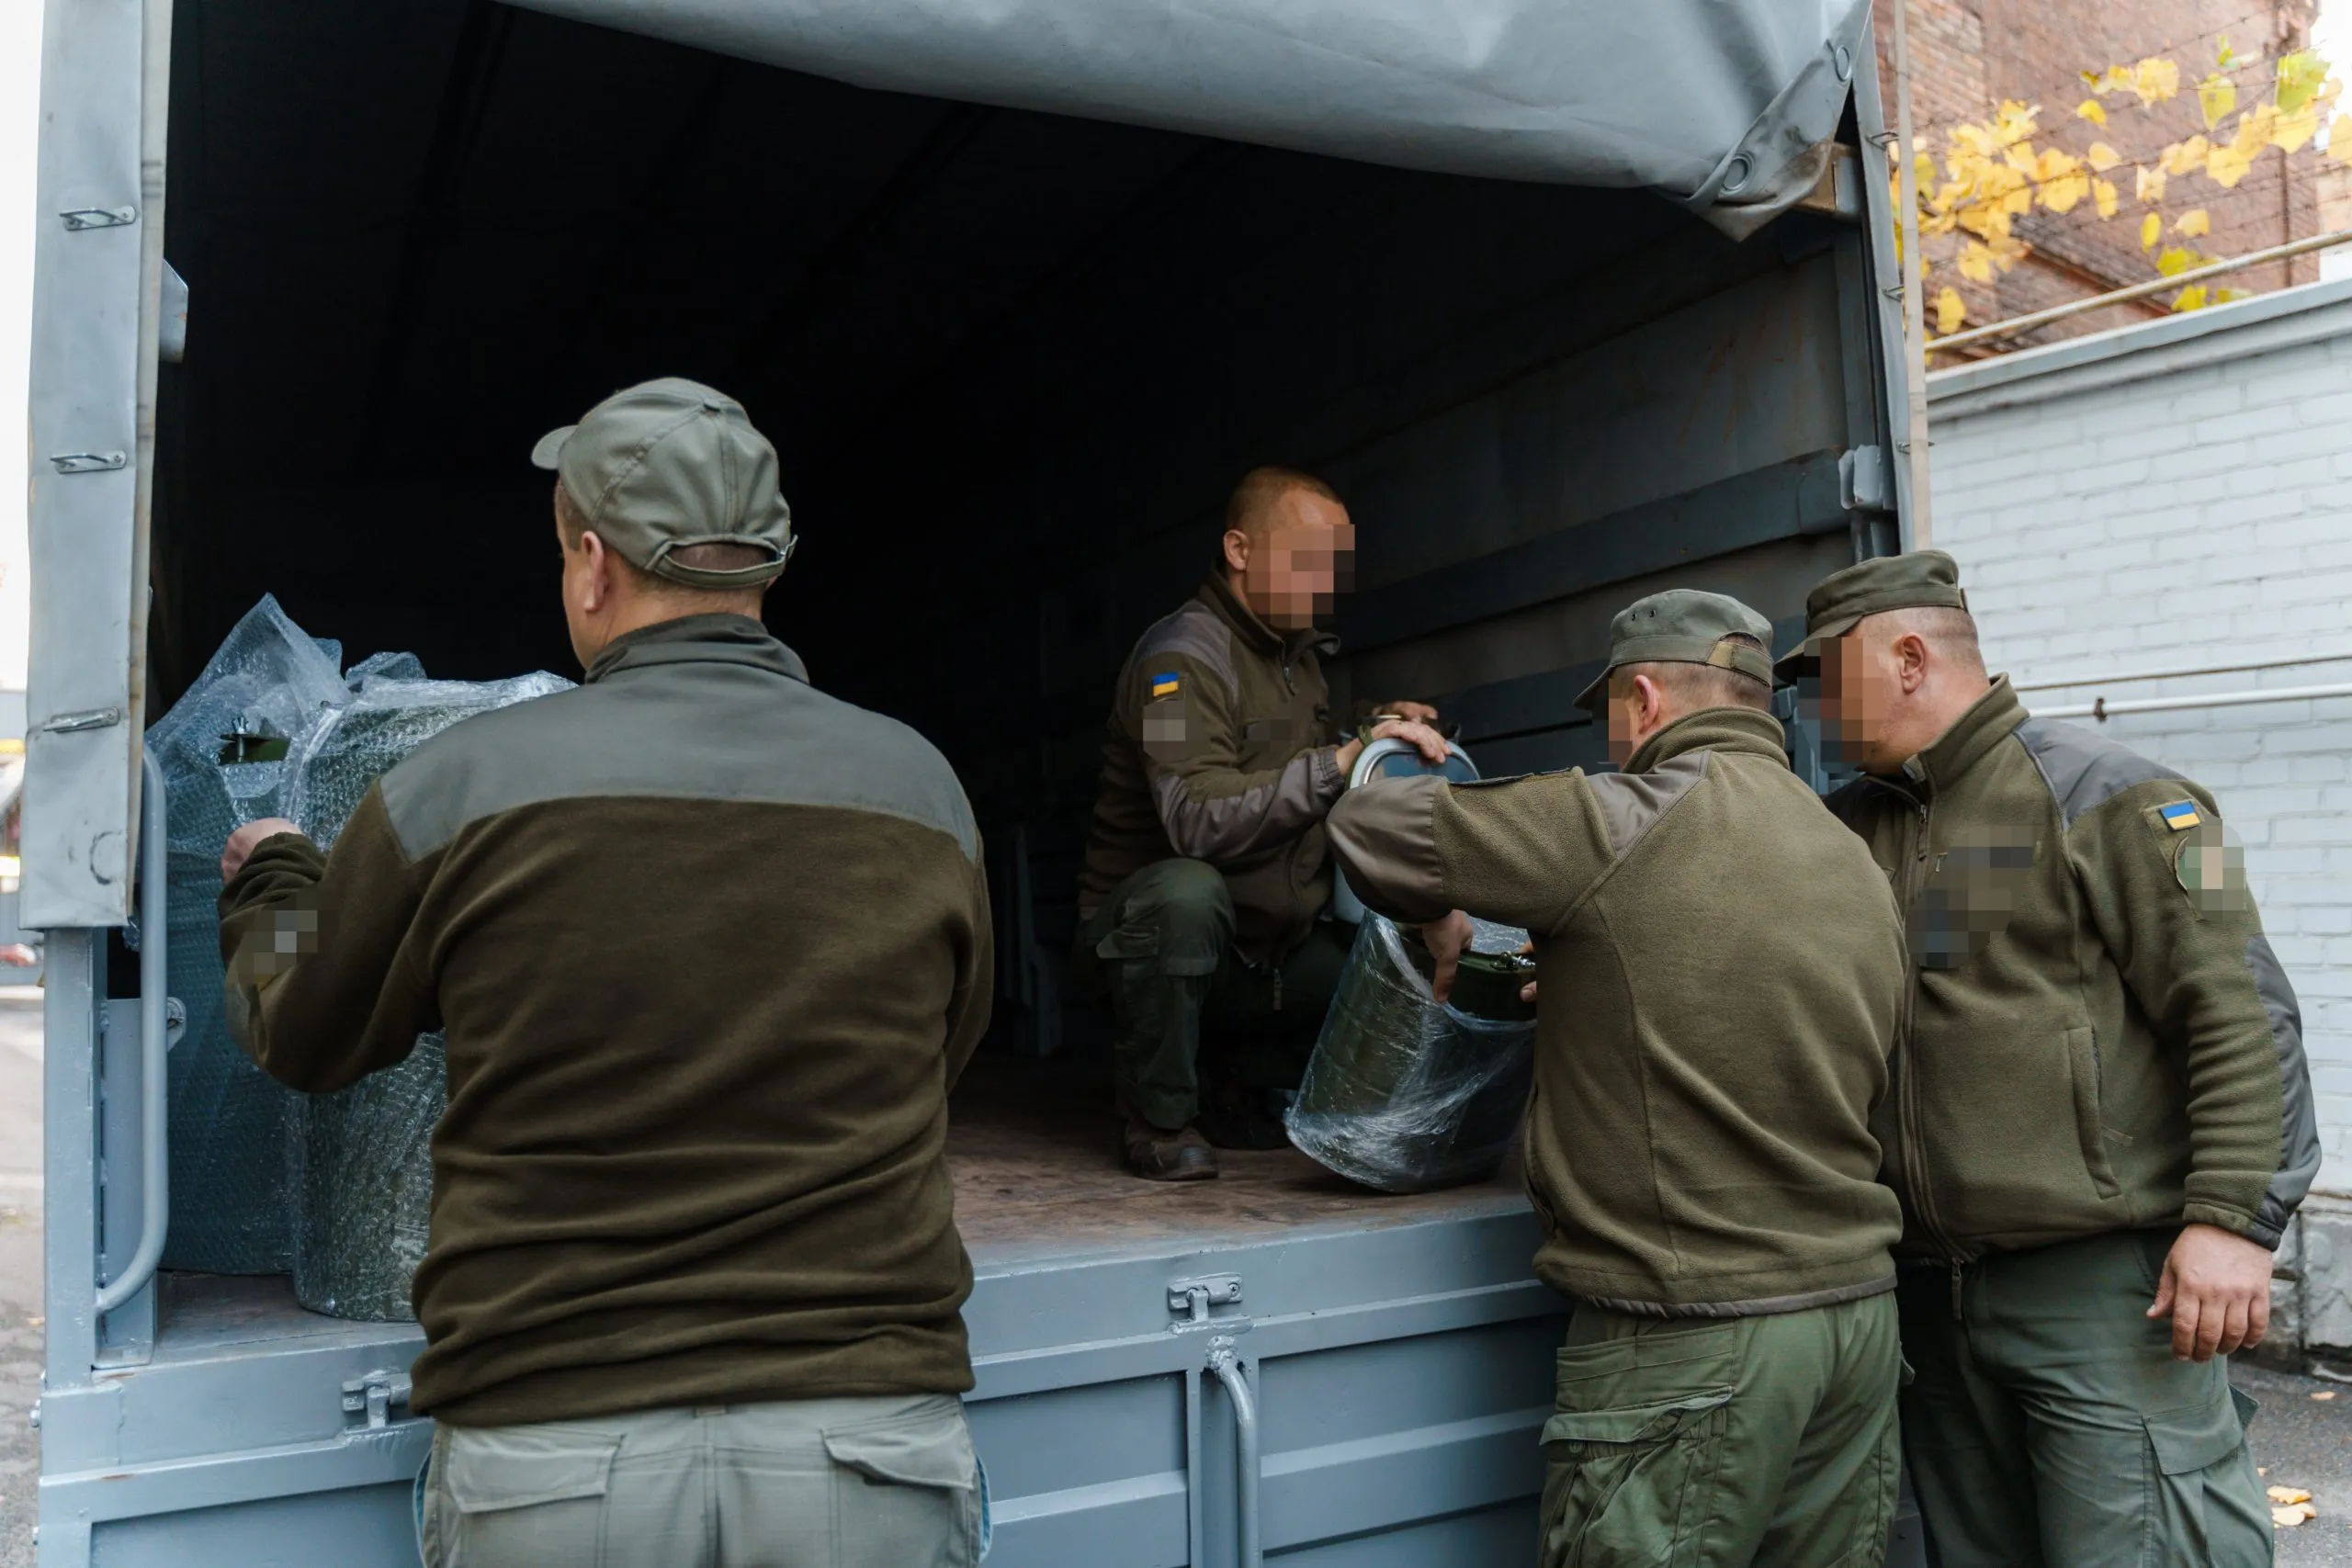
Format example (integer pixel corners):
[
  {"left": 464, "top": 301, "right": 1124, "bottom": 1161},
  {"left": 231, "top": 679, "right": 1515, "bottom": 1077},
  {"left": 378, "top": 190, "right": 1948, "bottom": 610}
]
[
  {"left": 1773, "top": 550, "right": 1968, "bottom": 678},
  {"left": 1574, "top": 589, "right": 1778, "bottom": 715},
  {"left": 532, "top": 377, "right": 796, "bottom": 589}
]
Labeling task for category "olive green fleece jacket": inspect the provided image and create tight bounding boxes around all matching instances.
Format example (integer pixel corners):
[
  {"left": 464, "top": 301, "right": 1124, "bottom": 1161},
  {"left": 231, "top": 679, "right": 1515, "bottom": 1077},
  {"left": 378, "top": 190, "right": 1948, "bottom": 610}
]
[
  {"left": 1329, "top": 707, "right": 1907, "bottom": 1315},
  {"left": 218, "top": 615, "right": 992, "bottom": 1426},
  {"left": 1077, "top": 576, "right": 1344, "bottom": 964},
  {"left": 1824, "top": 677, "right": 2317, "bottom": 1257}
]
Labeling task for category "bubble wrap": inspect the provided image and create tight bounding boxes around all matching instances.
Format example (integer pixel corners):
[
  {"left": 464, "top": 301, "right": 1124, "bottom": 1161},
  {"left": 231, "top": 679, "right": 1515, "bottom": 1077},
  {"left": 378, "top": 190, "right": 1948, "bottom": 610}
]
[
  {"left": 1285, "top": 915, "right": 1537, "bottom": 1194},
  {"left": 147, "top": 596, "right": 348, "bottom": 1272},
  {"left": 282, "top": 669, "right": 571, "bottom": 1320}
]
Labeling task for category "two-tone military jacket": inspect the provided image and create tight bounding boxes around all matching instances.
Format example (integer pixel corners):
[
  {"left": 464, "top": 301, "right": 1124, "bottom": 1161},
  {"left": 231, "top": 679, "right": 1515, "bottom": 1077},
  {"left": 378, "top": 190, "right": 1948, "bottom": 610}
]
[
  {"left": 1330, "top": 707, "right": 1907, "bottom": 1315},
  {"left": 1826, "top": 676, "right": 2318, "bottom": 1258},
  {"left": 1077, "top": 576, "right": 1344, "bottom": 963},
  {"left": 220, "top": 615, "right": 992, "bottom": 1426}
]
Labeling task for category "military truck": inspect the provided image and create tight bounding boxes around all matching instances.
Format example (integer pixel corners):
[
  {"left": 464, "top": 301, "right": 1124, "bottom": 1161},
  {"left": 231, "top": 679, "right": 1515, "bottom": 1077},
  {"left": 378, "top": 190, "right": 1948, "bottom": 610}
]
[{"left": 25, "top": 0, "right": 1917, "bottom": 1562}]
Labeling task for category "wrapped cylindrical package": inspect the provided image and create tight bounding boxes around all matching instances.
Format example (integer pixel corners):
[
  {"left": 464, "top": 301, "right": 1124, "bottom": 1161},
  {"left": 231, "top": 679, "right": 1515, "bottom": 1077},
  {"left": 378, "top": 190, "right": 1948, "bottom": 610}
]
[
  {"left": 1285, "top": 914, "right": 1537, "bottom": 1193},
  {"left": 282, "top": 671, "right": 569, "bottom": 1320}
]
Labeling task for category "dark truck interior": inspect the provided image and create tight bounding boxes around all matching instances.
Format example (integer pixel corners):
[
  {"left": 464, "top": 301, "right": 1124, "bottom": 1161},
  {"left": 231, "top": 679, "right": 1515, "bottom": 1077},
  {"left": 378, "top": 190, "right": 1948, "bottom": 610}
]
[{"left": 147, "top": 0, "right": 1892, "bottom": 1106}]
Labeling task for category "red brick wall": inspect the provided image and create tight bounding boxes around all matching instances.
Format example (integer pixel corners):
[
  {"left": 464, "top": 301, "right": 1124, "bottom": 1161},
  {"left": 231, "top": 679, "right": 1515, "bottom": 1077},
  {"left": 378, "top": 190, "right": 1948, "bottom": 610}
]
[{"left": 1874, "top": 0, "right": 2322, "bottom": 355}]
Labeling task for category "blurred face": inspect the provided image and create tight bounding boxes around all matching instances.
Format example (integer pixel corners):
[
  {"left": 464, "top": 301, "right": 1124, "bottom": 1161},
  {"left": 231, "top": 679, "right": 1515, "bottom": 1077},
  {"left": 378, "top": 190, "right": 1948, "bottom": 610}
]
[
  {"left": 1811, "top": 623, "right": 1923, "bottom": 773},
  {"left": 1226, "top": 489, "right": 1356, "bottom": 631}
]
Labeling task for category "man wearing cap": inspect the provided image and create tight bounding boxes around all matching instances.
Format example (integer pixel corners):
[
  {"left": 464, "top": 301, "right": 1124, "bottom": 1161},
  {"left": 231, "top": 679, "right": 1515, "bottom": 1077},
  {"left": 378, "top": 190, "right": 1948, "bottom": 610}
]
[
  {"left": 1074, "top": 465, "right": 1448, "bottom": 1179},
  {"left": 1781, "top": 549, "right": 2317, "bottom": 1568},
  {"left": 216, "top": 378, "right": 994, "bottom": 1567},
  {"left": 1328, "top": 589, "right": 1910, "bottom": 1566}
]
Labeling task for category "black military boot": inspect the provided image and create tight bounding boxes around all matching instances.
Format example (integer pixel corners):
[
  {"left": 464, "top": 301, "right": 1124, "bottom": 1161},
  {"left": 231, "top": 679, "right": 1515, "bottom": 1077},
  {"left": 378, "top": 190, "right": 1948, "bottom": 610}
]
[{"left": 1121, "top": 1113, "right": 1218, "bottom": 1180}]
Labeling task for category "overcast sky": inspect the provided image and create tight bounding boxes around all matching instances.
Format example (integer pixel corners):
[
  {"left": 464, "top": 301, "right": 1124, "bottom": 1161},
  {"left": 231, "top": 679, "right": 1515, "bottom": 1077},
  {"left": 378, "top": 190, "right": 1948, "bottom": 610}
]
[{"left": 0, "top": 6, "right": 2346, "bottom": 699}]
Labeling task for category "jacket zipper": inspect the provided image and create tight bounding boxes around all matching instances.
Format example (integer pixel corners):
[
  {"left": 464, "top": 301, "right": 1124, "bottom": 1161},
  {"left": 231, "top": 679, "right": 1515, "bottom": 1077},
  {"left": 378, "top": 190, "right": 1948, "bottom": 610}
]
[{"left": 1883, "top": 781, "right": 1971, "bottom": 1317}]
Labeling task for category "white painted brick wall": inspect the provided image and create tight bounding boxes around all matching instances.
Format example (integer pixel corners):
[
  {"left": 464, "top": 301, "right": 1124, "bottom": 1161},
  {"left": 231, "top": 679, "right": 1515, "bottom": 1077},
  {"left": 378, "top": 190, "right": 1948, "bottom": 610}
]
[{"left": 1929, "top": 301, "right": 2352, "bottom": 1202}]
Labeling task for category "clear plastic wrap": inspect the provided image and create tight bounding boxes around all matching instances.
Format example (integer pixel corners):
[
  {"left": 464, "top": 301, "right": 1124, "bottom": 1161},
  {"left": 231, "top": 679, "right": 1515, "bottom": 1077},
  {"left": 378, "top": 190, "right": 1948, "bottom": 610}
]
[
  {"left": 282, "top": 670, "right": 571, "bottom": 1320},
  {"left": 146, "top": 596, "right": 349, "bottom": 1272},
  {"left": 1284, "top": 914, "right": 1537, "bottom": 1194}
]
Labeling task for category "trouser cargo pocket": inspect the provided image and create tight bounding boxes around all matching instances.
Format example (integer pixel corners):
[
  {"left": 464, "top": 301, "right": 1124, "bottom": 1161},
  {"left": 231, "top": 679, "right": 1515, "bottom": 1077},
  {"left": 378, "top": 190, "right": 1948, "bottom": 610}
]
[
  {"left": 2139, "top": 1391, "right": 2267, "bottom": 1568},
  {"left": 423, "top": 1422, "right": 621, "bottom": 1568},
  {"left": 1539, "top": 1386, "right": 1735, "bottom": 1567},
  {"left": 823, "top": 1398, "right": 983, "bottom": 1568}
]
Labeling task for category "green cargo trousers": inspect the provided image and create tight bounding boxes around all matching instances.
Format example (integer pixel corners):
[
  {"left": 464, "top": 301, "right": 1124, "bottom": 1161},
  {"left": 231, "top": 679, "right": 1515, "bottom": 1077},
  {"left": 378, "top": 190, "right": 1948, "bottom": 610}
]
[
  {"left": 1897, "top": 1228, "right": 2270, "bottom": 1568},
  {"left": 1539, "top": 1291, "right": 1902, "bottom": 1568},
  {"left": 417, "top": 1393, "right": 982, "bottom": 1568},
  {"left": 1074, "top": 858, "right": 1349, "bottom": 1130}
]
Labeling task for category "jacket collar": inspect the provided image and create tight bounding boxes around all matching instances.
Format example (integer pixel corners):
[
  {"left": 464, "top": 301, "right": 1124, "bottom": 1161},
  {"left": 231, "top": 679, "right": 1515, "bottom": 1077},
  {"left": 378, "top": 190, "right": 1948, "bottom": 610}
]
[
  {"left": 1898, "top": 675, "right": 2024, "bottom": 793},
  {"left": 1623, "top": 705, "right": 1789, "bottom": 775},
  {"left": 1199, "top": 575, "right": 1340, "bottom": 665},
  {"left": 584, "top": 613, "right": 810, "bottom": 686}
]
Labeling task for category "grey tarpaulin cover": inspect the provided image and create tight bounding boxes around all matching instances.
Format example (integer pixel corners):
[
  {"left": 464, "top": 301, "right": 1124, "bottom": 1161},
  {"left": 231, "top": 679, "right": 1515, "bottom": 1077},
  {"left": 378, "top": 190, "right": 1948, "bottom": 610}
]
[
  {"left": 1286, "top": 914, "right": 1535, "bottom": 1194},
  {"left": 512, "top": 0, "right": 1867, "bottom": 237}
]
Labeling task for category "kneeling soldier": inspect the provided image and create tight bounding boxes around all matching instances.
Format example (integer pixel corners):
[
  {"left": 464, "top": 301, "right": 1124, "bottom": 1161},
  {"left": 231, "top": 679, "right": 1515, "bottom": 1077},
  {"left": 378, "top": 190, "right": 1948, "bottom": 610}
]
[{"left": 1329, "top": 590, "right": 1909, "bottom": 1568}]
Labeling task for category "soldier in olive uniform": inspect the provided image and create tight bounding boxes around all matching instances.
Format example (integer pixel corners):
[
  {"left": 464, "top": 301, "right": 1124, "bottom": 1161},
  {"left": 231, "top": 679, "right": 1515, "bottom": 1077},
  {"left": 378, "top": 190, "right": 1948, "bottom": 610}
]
[
  {"left": 1780, "top": 550, "right": 2319, "bottom": 1568},
  {"left": 1329, "top": 590, "right": 1910, "bottom": 1567},
  {"left": 1076, "top": 466, "right": 1446, "bottom": 1179}
]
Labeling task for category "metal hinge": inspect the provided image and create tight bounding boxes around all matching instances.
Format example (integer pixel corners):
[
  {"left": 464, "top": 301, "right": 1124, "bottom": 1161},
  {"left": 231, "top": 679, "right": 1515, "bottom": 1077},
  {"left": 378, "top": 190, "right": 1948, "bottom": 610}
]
[
  {"left": 50, "top": 451, "right": 128, "bottom": 475},
  {"left": 341, "top": 1369, "right": 413, "bottom": 1429},
  {"left": 1839, "top": 446, "right": 1889, "bottom": 512},
  {"left": 60, "top": 206, "right": 137, "bottom": 231},
  {"left": 36, "top": 706, "right": 124, "bottom": 735},
  {"left": 1168, "top": 1273, "right": 1246, "bottom": 1333}
]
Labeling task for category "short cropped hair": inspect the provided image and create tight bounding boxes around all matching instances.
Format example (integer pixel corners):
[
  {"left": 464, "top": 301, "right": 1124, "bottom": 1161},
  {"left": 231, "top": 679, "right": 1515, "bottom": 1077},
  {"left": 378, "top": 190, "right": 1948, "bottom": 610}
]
[
  {"left": 1611, "top": 633, "right": 1774, "bottom": 713},
  {"left": 555, "top": 484, "right": 772, "bottom": 592},
  {"left": 1887, "top": 604, "right": 1986, "bottom": 675},
  {"left": 1224, "top": 466, "right": 1343, "bottom": 542}
]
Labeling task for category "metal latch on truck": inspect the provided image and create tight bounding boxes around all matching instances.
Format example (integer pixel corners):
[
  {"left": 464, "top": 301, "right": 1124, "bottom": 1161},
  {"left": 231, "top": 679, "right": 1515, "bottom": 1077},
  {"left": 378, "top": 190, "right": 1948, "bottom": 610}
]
[
  {"left": 1168, "top": 1273, "right": 1246, "bottom": 1331},
  {"left": 342, "top": 1370, "right": 413, "bottom": 1430}
]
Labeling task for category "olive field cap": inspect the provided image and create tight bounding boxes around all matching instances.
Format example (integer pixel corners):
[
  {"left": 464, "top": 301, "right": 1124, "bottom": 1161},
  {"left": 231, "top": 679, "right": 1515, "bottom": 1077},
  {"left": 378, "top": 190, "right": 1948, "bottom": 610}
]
[
  {"left": 532, "top": 377, "right": 797, "bottom": 589},
  {"left": 1573, "top": 588, "right": 1778, "bottom": 714},
  {"left": 1772, "top": 550, "right": 1968, "bottom": 679}
]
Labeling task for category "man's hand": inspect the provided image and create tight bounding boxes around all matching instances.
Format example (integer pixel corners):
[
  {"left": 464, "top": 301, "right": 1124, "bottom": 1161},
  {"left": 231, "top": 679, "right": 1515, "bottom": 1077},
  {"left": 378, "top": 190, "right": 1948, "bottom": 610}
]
[
  {"left": 1369, "top": 701, "right": 1441, "bottom": 725},
  {"left": 1517, "top": 942, "right": 1537, "bottom": 1006},
  {"left": 221, "top": 818, "right": 305, "bottom": 884},
  {"left": 1419, "top": 909, "right": 1474, "bottom": 1002},
  {"left": 2147, "top": 1222, "right": 2275, "bottom": 1361},
  {"left": 1337, "top": 718, "right": 1451, "bottom": 775}
]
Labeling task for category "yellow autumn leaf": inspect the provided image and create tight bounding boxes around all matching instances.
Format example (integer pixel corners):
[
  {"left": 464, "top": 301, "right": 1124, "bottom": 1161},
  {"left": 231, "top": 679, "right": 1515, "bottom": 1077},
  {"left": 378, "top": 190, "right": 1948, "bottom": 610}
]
[
  {"left": 2141, "top": 211, "right": 2162, "bottom": 248},
  {"left": 2157, "top": 245, "right": 2199, "bottom": 276},
  {"left": 2278, "top": 50, "right": 2328, "bottom": 116},
  {"left": 2274, "top": 1502, "right": 2318, "bottom": 1528},
  {"left": 2005, "top": 142, "right": 2041, "bottom": 176},
  {"left": 2176, "top": 209, "right": 2211, "bottom": 238},
  {"left": 2160, "top": 136, "right": 2211, "bottom": 176},
  {"left": 1958, "top": 242, "right": 1996, "bottom": 283},
  {"left": 2094, "top": 178, "right": 2119, "bottom": 218},
  {"left": 2001, "top": 186, "right": 2032, "bottom": 218},
  {"left": 2173, "top": 284, "right": 2211, "bottom": 312},
  {"left": 2076, "top": 98, "right": 2109, "bottom": 126},
  {"left": 2086, "top": 141, "right": 2122, "bottom": 173},
  {"left": 2199, "top": 72, "right": 2237, "bottom": 129},
  {"left": 2333, "top": 127, "right": 2352, "bottom": 165},
  {"left": 2206, "top": 107, "right": 2276, "bottom": 188},
  {"left": 1935, "top": 288, "right": 1966, "bottom": 335},
  {"left": 2275, "top": 104, "right": 2323, "bottom": 153},
  {"left": 2214, "top": 287, "right": 2251, "bottom": 304},
  {"left": 2268, "top": 1487, "right": 2313, "bottom": 1505},
  {"left": 2136, "top": 164, "right": 2166, "bottom": 203},
  {"left": 1993, "top": 100, "right": 2040, "bottom": 143},
  {"left": 2041, "top": 173, "right": 2091, "bottom": 213},
  {"left": 2134, "top": 58, "right": 2182, "bottom": 106}
]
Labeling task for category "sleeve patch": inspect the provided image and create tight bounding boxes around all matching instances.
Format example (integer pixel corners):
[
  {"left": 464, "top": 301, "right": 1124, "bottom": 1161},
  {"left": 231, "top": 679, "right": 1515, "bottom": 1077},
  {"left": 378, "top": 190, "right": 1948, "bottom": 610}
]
[
  {"left": 2157, "top": 800, "right": 2203, "bottom": 831},
  {"left": 1148, "top": 672, "right": 1182, "bottom": 699}
]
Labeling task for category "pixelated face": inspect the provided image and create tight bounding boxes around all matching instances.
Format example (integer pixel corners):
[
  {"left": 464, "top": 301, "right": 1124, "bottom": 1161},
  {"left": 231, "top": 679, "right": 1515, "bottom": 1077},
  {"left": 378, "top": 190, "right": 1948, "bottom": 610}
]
[
  {"left": 1242, "top": 491, "right": 1355, "bottom": 630},
  {"left": 1812, "top": 629, "right": 1897, "bottom": 767}
]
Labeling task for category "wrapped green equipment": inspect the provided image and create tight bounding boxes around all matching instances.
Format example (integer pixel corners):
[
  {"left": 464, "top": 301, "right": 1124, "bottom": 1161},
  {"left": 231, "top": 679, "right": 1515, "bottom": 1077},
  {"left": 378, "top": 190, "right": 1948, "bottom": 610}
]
[{"left": 1284, "top": 914, "right": 1536, "bottom": 1193}]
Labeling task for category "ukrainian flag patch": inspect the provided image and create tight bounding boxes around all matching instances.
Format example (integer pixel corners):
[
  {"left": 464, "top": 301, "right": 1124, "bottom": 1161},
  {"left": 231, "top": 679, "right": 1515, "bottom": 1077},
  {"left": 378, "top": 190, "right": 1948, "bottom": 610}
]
[
  {"left": 1149, "top": 671, "right": 1182, "bottom": 699},
  {"left": 2157, "top": 800, "right": 2202, "bottom": 831}
]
